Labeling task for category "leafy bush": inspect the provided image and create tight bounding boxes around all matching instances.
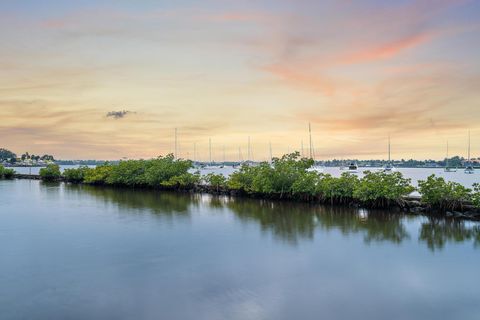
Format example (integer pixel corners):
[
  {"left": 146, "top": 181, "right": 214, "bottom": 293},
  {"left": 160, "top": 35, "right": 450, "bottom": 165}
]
[
  {"left": 227, "top": 152, "right": 314, "bottom": 198},
  {"left": 317, "top": 172, "right": 360, "bottom": 204},
  {"left": 162, "top": 172, "right": 201, "bottom": 189},
  {"left": 39, "top": 164, "right": 61, "bottom": 181},
  {"left": 203, "top": 173, "right": 228, "bottom": 192},
  {"left": 418, "top": 175, "right": 471, "bottom": 211},
  {"left": 0, "top": 165, "right": 15, "bottom": 179},
  {"left": 144, "top": 155, "right": 193, "bottom": 187},
  {"left": 83, "top": 164, "right": 113, "bottom": 185},
  {"left": 106, "top": 160, "right": 149, "bottom": 187},
  {"left": 353, "top": 171, "right": 414, "bottom": 208},
  {"left": 63, "top": 166, "right": 90, "bottom": 183},
  {"left": 291, "top": 171, "right": 322, "bottom": 198},
  {"left": 472, "top": 183, "right": 480, "bottom": 208},
  {"left": 227, "top": 164, "right": 258, "bottom": 192}
]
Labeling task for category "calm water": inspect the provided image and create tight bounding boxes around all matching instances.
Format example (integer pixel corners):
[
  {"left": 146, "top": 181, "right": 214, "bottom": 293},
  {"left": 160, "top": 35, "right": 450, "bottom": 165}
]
[{"left": 1, "top": 180, "right": 479, "bottom": 320}]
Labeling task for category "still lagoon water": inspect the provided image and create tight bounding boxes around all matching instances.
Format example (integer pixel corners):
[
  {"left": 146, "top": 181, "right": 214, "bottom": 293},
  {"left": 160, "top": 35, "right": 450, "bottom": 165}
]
[{"left": 1, "top": 179, "right": 479, "bottom": 319}]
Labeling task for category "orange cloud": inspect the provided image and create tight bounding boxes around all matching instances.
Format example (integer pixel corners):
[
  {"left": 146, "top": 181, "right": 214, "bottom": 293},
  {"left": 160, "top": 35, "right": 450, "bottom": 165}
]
[
  {"left": 339, "top": 32, "right": 433, "bottom": 65},
  {"left": 261, "top": 64, "right": 335, "bottom": 95}
]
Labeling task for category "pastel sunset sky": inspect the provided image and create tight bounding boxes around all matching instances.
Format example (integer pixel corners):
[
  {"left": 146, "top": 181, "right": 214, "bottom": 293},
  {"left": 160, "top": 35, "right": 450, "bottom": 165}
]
[{"left": 1, "top": 0, "right": 479, "bottom": 160}]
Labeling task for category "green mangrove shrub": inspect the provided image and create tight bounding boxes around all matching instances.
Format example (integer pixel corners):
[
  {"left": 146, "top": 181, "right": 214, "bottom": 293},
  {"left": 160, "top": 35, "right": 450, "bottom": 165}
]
[
  {"left": 317, "top": 172, "right": 360, "bottom": 204},
  {"left": 0, "top": 165, "right": 15, "bottom": 179},
  {"left": 203, "top": 173, "right": 227, "bottom": 192},
  {"left": 473, "top": 183, "right": 480, "bottom": 209},
  {"left": 39, "top": 164, "right": 61, "bottom": 181},
  {"left": 63, "top": 166, "right": 90, "bottom": 183},
  {"left": 353, "top": 171, "right": 414, "bottom": 208},
  {"left": 418, "top": 175, "right": 471, "bottom": 211},
  {"left": 83, "top": 164, "right": 113, "bottom": 185},
  {"left": 162, "top": 172, "right": 201, "bottom": 189}
]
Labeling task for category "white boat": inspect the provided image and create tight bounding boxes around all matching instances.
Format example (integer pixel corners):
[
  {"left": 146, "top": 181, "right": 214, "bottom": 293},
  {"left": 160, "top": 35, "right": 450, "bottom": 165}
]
[
  {"left": 464, "top": 131, "right": 475, "bottom": 174},
  {"left": 444, "top": 141, "right": 457, "bottom": 172},
  {"left": 347, "top": 162, "right": 358, "bottom": 173},
  {"left": 382, "top": 135, "right": 395, "bottom": 172}
]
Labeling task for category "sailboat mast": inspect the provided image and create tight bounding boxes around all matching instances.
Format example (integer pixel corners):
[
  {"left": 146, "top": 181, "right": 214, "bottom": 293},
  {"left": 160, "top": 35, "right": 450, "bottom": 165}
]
[
  {"left": 388, "top": 135, "right": 391, "bottom": 163},
  {"left": 222, "top": 145, "right": 226, "bottom": 163},
  {"left": 247, "top": 136, "right": 251, "bottom": 162},
  {"left": 468, "top": 130, "right": 471, "bottom": 162},
  {"left": 446, "top": 140, "right": 449, "bottom": 167},
  {"left": 309, "top": 123, "right": 313, "bottom": 159},
  {"left": 301, "top": 140, "right": 304, "bottom": 158},
  {"left": 174, "top": 128, "right": 178, "bottom": 159},
  {"left": 193, "top": 142, "right": 196, "bottom": 163},
  {"left": 209, "top": 138, "right": 212, "bottom": 164},
  {"left": 269, "top": 141, "right": 273, "bottom": 163}
]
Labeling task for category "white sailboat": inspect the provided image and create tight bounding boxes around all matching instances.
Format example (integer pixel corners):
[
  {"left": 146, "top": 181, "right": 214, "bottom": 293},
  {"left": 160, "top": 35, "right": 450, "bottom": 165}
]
[
  {"left": 444, "top": 140, "right": 457, "bottom": 172},
  {"left": 382, "top": 135, "right": 395, "bottom": 172},
  {"left": 465, "top": 131, "right": 474, "bottom": 174},
  {"left": 204, "top": 138, "right": 223, "bottom": 170}
]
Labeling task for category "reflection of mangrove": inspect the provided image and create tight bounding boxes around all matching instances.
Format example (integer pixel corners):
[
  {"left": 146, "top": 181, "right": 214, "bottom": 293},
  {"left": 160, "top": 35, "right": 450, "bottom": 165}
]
[
  {"left": 62, "top": 184, "right": 480, "bottom": 249},
  {"left": 65, "top": 184, "right": 199, "bottom": 217},
  {"left": 317, "top": 209, "right": 410, "bottom": 244},
  {"left": 419, "top": 218, "right": 480, "bottom": 251},
  {"left": 225, "top": 198, "right": 318, "bottom": 244},
  {"left": 225, "top": 198, "right": 410, "bottom": 245}
]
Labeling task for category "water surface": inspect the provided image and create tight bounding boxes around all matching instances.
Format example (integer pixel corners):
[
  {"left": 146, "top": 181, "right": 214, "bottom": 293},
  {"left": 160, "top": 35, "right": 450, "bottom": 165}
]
[{"left": 1, "top": 180, "right": 479, "bottom": 319}]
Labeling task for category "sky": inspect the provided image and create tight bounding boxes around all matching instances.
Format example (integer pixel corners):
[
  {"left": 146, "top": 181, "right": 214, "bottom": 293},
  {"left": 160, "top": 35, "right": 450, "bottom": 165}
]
[{"left": 1, "top": 0, "right": 479, "bottom": 161}]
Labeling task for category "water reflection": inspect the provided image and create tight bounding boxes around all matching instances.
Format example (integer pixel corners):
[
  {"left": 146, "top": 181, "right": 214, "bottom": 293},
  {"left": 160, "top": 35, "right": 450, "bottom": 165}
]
[
  {"left": 419, "top": 218, "right": 480, "bottom": 251},
  {"left": 64, "top": 184, "right": 480, "bottom": 251}
]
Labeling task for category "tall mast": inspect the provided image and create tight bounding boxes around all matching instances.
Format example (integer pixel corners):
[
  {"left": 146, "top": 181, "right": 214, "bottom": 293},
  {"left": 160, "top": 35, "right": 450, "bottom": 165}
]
[
  {"left": 222, "top": 145, "right": 226, "bottom": 163},
  {"left": 209, "top": 138, "right": 212, "bottom": 164},
  {"left": 387, "top": 135, "right": 390, "bottom": 162},
  {"left": 309, "top": 123, "right": 313, "bottom": 159},
  {"left": 174, "top": 128, "right": 178, "bottom": 159},
  {"left": 446, "top": 140, "right": 449, "bottom": 167},
  {"left": 238, "top": 147, "right": 242, "bottom": 163},
  {"left": 269, "top": 141, "right": 273, "bottom": 163},
  {"left": 468, "top": 130, "right": 471, "bottom": 162},
  {"left": 193, "top": 142, "right": 196, "bottom": 163},
  {"left": 247, "top": 136, "right": 251, "bottom": 162},
  {"left": 301, "top": 140, "right": 304, "bottom": 157}
]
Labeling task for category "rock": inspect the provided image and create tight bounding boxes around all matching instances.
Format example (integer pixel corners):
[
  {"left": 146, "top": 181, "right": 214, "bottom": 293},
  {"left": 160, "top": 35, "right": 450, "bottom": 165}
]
[{"left": 410, "top": 207, "right": 424, "bottom": 214}]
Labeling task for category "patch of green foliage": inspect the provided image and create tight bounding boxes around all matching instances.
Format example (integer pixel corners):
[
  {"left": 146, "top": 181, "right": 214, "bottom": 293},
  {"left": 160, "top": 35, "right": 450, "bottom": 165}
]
[
  {"left": 203, "top": 173, "right": 227, "bottom": 192},
  {"left": 317, "top": 172, "right": 360, "bottom": 204},
  {"left": 353, "top": 171, "right": 415, "bottom": 208},
  {"left": 473, "top": 183, "right": 480, "bottom": 209},
  {"left": 0, "top": 165, "right": 15, "bottom": 179},
  {"left": 78, "top": 155, "right": 196, "bottom": 189},
  {"left": 39, "top": 164, "right": 61, "bottom": 181},
  {"left": 418, "top": 175, "right": 471, "bottom": 211},
  {"left": 83, "top": 164, "right": 113, "bottom": 185},
  {"left": 63, "top": 166, "right": 90, "bottom": 183}
]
